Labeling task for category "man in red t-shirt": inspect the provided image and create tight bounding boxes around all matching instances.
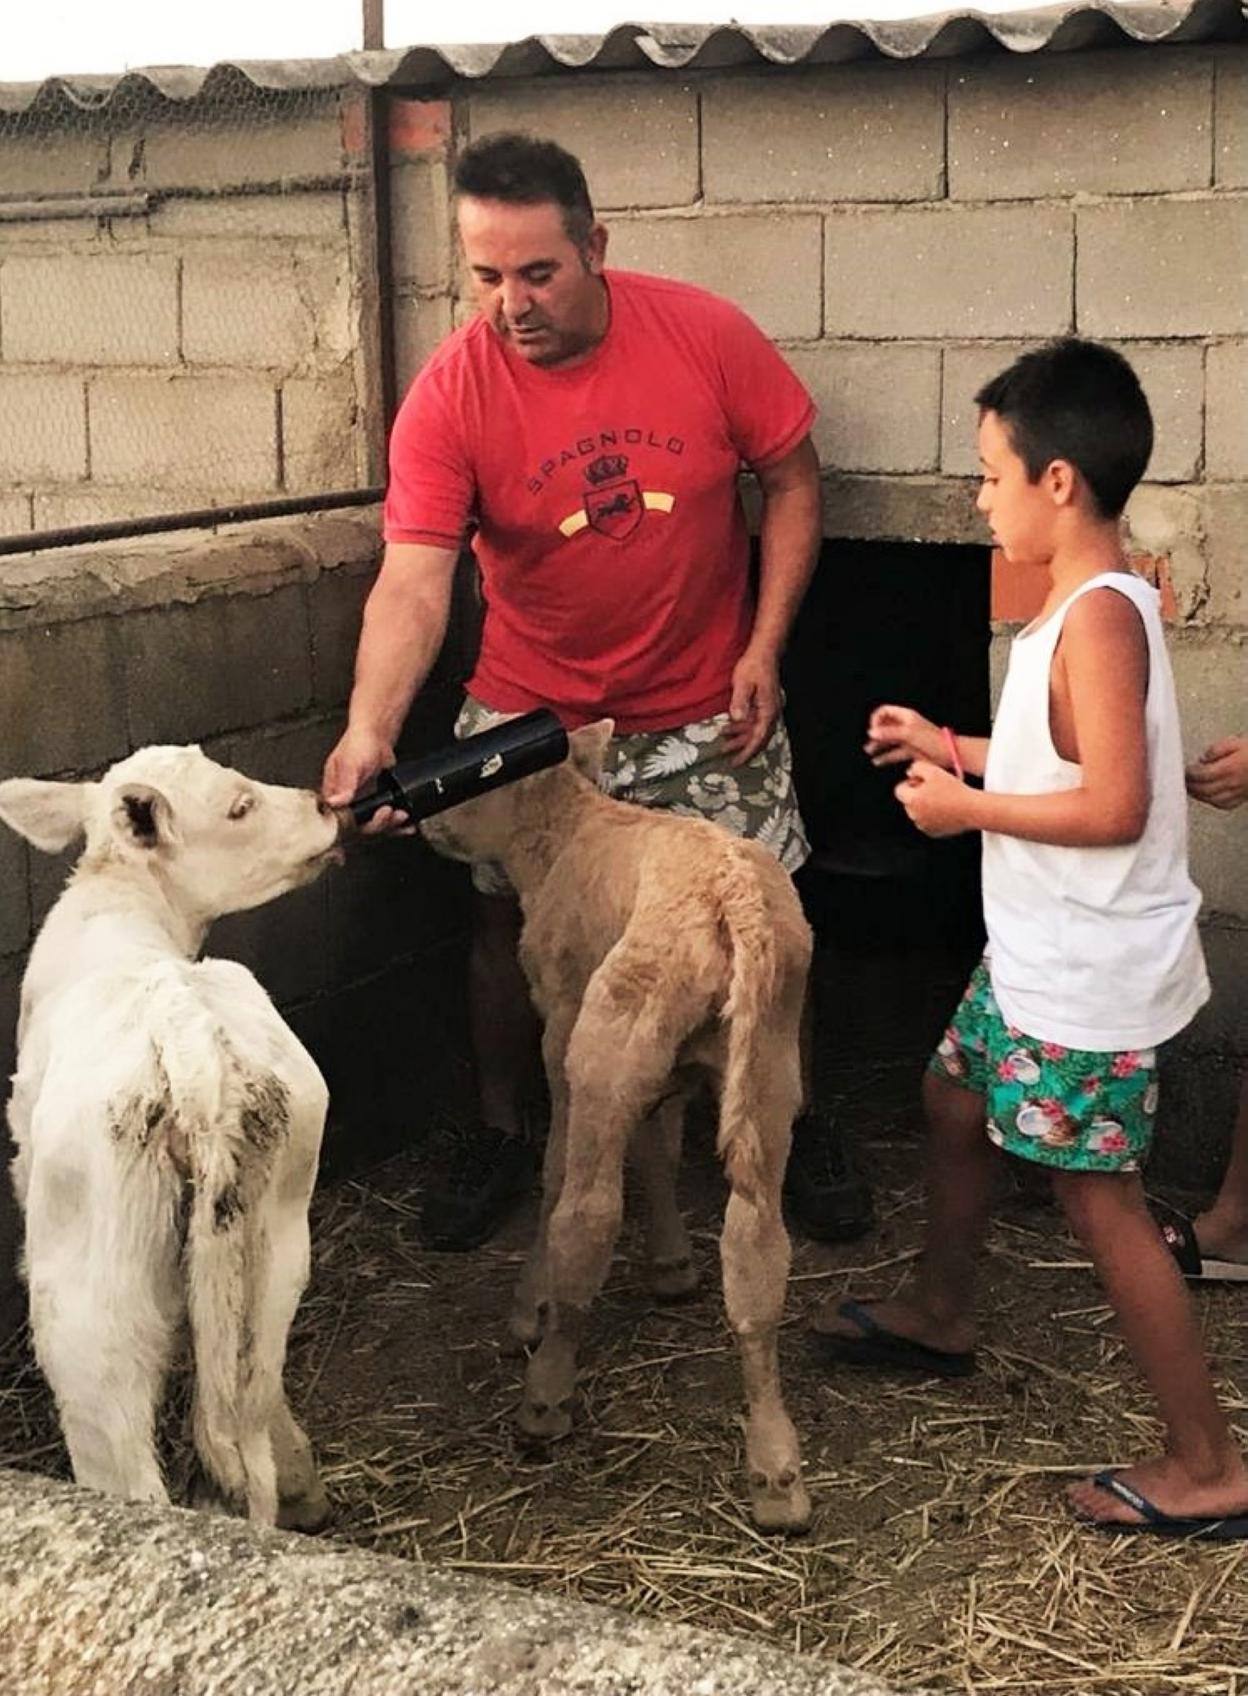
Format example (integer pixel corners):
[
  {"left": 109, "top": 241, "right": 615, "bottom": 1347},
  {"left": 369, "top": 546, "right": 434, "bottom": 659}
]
[{"left": 323, "top": 133, "right": 869, "bottom": 1250}]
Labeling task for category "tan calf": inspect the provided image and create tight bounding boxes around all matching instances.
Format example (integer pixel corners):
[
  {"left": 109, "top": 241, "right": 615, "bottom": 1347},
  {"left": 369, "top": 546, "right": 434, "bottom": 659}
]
[{"left": 422, "top": 722, "right": 813, "bottom": 1531}]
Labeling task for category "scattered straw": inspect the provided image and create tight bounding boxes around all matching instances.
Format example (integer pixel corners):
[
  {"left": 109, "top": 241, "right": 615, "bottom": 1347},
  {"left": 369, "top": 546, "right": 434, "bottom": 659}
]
[{"left": 1, "top": 1071, "right": 1245, "bottom": 1696}]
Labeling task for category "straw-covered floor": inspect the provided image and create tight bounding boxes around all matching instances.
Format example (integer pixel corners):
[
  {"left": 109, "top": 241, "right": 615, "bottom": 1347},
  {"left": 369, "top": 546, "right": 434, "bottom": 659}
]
[{"left": 2, "top": 965, "right": 1245, "bottom": 1695}]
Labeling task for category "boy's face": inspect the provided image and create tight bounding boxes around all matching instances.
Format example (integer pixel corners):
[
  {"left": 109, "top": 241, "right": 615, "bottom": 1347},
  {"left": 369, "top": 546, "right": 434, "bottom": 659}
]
[{"left": 975, "top": 409, "right": 1056, "bottom": 567}]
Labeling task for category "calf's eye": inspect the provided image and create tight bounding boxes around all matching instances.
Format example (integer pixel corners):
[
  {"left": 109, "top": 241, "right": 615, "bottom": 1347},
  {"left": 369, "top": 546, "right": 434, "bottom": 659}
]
[{"left": 227, "top": 794, "right": 255, "bottom": 821}]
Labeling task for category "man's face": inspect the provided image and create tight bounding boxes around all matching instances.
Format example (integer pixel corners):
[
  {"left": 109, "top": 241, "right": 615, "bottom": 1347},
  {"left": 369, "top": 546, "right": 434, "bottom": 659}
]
[
  {"left": 975, "top": 408, "right": 1058, "bottom": 567},
  {"left": 457, "top": 196, "right": 607, "bottom": 368}
]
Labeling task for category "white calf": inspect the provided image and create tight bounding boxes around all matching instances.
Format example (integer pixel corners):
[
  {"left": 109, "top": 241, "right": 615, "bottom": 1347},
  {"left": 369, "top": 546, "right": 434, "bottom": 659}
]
[{"left": 1, "top": 745, "right": 340, "bottom": 1527}]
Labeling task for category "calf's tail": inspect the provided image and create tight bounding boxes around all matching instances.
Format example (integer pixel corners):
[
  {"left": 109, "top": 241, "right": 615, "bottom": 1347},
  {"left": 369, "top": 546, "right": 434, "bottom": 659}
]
[
  {"left": 713, "top": 855, "right": 782, "bottom": 1202},
  {"left": 156, "top": 1010, "right": 287, "bottom": 1524}
]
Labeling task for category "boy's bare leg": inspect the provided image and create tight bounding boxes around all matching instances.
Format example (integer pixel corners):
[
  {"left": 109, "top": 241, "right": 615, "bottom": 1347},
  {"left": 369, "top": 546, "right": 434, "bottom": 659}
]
[
  {"left": 1191, "top": 1074, "right": 1248, "bottom": 1265},
  {"left": 811, "top": 1070, "right": 1000, "bottom": 1352},
  {"left": 1058, "top": 1169, "right": 1248, "bottom": 1523}
]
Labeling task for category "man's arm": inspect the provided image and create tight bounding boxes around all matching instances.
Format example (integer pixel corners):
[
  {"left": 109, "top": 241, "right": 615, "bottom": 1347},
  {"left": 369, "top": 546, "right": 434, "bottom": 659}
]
[
  {"left": 897, "top": 589, "right": 1150, "bottom": 846},
  {"left": 322, "top": 541, "right": 460, "bottom": 808},
  {"left": 724, "top": 434, "right": 821, "bottom": 763}
]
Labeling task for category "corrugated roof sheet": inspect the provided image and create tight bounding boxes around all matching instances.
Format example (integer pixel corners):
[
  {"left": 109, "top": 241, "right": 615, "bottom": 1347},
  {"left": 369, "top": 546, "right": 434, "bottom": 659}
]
[{"left": 2, "top": 0, "right": 1244, "bottom": 114}]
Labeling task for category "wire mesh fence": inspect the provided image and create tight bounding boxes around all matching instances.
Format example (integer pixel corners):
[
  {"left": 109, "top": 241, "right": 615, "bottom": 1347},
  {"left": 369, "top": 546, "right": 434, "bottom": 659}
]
[{"left": 0, "top": 71, "right": 384, "bottom": 550}]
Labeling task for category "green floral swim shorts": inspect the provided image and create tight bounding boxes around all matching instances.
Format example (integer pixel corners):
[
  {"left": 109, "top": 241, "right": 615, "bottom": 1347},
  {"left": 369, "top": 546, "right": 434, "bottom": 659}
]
[
  {"left": 928, "top": 958, "right": 1159, "bottom": 1173},
  {"left": 454, "top": 695, "right": 810, "bottom": 897}
]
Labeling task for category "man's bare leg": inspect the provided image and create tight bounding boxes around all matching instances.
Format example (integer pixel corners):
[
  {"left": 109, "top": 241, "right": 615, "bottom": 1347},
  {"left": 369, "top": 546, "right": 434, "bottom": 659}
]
[
  {"left": 470, "top": 890, "right": 540, "bottom": 1138},
  {"left": 784, "top": 974, "right": 873, "bottom": 1243},
  {"left": 419, "top": 889, "right": 541, "bottom": 1249}
]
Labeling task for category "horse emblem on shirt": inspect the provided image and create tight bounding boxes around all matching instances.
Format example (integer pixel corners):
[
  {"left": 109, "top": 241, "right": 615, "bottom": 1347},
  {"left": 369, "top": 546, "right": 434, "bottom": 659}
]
[
  {"left": 583, "top": 453, "right": 641, "bottom": 539},
  {"left": 558, "top": 453, "right": 674, "bottom": 541}
]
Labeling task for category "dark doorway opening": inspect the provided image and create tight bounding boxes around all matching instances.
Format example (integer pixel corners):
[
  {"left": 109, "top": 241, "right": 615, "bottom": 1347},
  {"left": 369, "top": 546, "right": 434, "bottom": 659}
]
[
  {"left": 783, "top": 538, "right": 992, "bottom": 1097},
  {"left": 784, "top": 536, "right": 991, "bottom": 954}
]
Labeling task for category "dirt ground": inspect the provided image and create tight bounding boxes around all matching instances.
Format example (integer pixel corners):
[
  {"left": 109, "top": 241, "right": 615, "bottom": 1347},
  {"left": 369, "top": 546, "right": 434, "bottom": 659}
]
[{"left": 2, "top": 946, "right": 1246, "bottom": 1695}]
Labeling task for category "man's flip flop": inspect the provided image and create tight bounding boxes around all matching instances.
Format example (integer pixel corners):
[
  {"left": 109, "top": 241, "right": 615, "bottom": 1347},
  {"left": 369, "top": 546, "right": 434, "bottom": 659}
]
[
  {"left": 1159, "top": 1213, "right": 1248, "bottom": 1283},
  {"left": 809, "top": 1298, "right": 976, "bottom": 1379},
  {"left": 1077, "top": 1470, "right": 1248, "bottom": 1541}
]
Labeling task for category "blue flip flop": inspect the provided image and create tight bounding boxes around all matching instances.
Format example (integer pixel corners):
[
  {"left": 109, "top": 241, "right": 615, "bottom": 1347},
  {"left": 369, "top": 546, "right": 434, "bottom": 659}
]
[
  {"left": 810, "top": 1298, "right": 977, "bottom": 1379},
  {"left": 1079, "top": 1469, "right": 1248, "bottom": 1541}
]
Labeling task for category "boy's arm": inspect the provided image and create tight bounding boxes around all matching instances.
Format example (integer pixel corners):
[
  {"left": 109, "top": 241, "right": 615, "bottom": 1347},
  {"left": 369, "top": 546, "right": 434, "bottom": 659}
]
[
  {"left": 899, "top": 590, "right": 1149, "bottom": 846},
  {"left": 944, "top": 732, "right": 991, "bottom": 780},
  {"left": 866, "top": 705, "right": 990, "bottom": 778}
]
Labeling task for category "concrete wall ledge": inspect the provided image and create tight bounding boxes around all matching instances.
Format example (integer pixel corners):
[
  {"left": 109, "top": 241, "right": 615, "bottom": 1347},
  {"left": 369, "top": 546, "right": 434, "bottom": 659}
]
[
  {"left": 0, "top": 508, "right": 381, "bottom": 634},
  {"left": 0, "top": 1468, "right": 914, "bottom": 1696}
]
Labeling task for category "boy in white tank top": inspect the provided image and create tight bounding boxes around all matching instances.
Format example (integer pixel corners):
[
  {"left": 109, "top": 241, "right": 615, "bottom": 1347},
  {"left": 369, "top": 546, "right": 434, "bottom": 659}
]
[{"left": 812, "top": 339, "right": 1248, "bottom": 1539}]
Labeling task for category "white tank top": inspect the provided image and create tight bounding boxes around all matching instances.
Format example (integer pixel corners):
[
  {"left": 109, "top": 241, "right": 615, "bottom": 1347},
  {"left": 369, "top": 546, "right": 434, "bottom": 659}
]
[{"left": 982, "top": 570, "right": 1208, "bottom": 1051}]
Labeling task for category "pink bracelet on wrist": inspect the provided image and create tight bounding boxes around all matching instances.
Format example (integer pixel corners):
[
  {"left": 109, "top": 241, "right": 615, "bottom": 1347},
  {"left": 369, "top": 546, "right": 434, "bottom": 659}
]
[{"left": 942, "top": 725, "right": 965, "bottom": 781}]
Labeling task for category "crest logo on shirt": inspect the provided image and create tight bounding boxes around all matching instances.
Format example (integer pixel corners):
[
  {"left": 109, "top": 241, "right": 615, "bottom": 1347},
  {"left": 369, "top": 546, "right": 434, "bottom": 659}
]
[{"left": 558, "top": 454, "right": 675, "bottom": 541}]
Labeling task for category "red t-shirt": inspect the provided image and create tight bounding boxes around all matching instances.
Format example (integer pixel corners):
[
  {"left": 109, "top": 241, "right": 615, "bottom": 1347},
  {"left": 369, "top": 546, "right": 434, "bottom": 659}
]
[{"left": 383, "top": 269, "right": 815, "bottom": 732}]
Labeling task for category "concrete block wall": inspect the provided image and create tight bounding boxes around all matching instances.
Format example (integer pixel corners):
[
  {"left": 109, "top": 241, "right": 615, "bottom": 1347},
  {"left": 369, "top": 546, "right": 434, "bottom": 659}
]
[
  {"left": 0, "top": 515, "right": 480, "bottom": 1339},
  {"left": 404, "top": 47, "right": 1247, "bottom": 638},
  {"left": 397, "top": 45, "right": 1247, "bottom": 1079},
  {"left": 403, "top": 49, "right": 1248, "bottom": 561},
  {"left": 0, "top": 90, "right": 378, "bottom": 537}
]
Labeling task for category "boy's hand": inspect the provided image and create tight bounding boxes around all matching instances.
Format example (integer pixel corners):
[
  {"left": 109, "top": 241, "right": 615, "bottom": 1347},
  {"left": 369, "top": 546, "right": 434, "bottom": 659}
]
[
  {"left": 896, "top": 760, "right": 976, "bottom": 838},
  {"left": 1186, "top": 736, "right": 1248, "bottom": 811},
  {"left": 866, "top": 704, "right": 946, "bottom": 769}
]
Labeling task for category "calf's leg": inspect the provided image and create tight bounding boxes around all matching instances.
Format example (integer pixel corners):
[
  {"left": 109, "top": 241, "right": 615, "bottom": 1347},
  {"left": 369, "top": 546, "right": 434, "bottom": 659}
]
[
  {"left": 508, "top": 1004, "right": 575, "bottom": 1349},
  {"left": 720, "top": 1024, "right": 810, "bottom": 1532},
  {"left": 721, "top": 1185, "right": 809, "bottom": 1531},
  {"left": 518, "top": 1090, "right": 631, "bottom": 1439},
  {"left": 26, "top": 1139, "right": 179, "bottom": 1504},
  {"left": 631, "top": 1093, "right": 698, "bottom": 1300},
  {"left": 250, "top": 1122, "right": 328, "bottom": 1530},
  {"left": 271, "top": 1398, "right": 329, "bottom": 1531},
  {"left": 519, "top": 985, "right": 680, "bottom": 1440}
]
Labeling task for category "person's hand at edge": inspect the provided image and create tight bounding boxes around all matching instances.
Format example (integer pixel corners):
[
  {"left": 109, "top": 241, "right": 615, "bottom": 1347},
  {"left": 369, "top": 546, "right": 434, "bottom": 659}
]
[{"left": 1186, "top": 735, "right": 1248, "bottom": 812}]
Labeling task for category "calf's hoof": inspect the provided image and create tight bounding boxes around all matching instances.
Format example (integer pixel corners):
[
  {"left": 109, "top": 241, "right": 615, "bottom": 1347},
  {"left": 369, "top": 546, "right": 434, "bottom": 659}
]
[
  {"left": 188, "top": 1469, "right": 234, "bottom": 1518},
  {"left": 647, "top": 1255, "right": 700, "bottom": 1302},
  {"left": 748, "top": 1467, "right": 812, "bottom": 1535},
  {"left": 278, "top": 1480, "right": 331, "bottom": 1534},
  {"left": 517, "top": 1394, "right": 574, "bottom": 1442},
  {"left": 505, "top": 1301, "right": 544, "bottom": 1355}
]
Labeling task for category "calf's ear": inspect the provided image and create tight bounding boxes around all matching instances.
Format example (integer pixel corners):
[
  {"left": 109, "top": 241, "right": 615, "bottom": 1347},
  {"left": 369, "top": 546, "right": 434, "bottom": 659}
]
[
  {"left": 112, "top": 782, "right": 173, "bottom": 852},
  {"left": 0, "top": 778, "right": 90, "bottom": 853},
  {"left": 568, "top": 718, "right": 615, "bottom": 780}
]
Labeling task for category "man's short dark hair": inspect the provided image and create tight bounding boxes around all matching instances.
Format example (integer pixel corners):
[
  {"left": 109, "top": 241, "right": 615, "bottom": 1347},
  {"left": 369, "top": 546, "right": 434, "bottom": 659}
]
[
  {"left": 453, "top": 132, "right": 595, "bottom": 247},
  {"left": 974, "top": 338, "right": 1153, "bottom": 519}
]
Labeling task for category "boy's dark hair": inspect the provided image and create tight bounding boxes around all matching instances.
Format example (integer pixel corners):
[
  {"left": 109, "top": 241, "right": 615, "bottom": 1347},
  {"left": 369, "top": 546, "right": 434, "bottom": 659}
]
[
  {"left": 974, "top": 338, "right": 1153, "bottom": 519},
  {"left": 453, "top": 132, "right": 595, "bottom": 247}
]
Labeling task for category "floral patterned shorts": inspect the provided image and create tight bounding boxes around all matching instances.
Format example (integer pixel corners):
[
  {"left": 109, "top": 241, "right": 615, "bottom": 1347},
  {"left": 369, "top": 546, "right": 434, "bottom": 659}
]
[
  {"left": 929, "top": 959, "right": 1159, "bottom": 1173},
  {"left": 454, "top": 695, "right": 810, "bottom": 896}
]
